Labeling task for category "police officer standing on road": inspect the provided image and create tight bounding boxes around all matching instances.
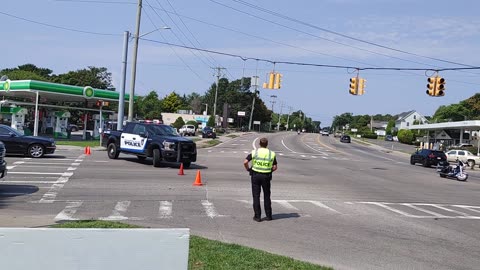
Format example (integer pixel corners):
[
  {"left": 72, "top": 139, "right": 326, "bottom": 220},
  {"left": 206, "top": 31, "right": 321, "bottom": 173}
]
[{"left": 244, "top": 137, "right": 277, "bottom": 222}]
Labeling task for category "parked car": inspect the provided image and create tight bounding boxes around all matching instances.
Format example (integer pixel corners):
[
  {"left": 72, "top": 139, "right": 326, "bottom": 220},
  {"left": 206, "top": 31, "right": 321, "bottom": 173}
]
[
  {"left": 0, "top": 124, "right": 56, "bottom": 158},
  {"left": 0, "top": 141, "right": 7, "bottom": 179},
  {"left": 334, "top": 132, "right": 343, "bottom": 138},
  {"left": 67, "top": 124, "right": 79, "bottom": 132},
  {"left": 179, "top": 125, "right": 196, "bottom": 136},
  {"left": 445, "top": 149, "right": 480, "bottom": 167},
  {"left": 202, "top": 126, "right": 217, "bottom": 139},
  {"left": 410, "top": 149, "right": 446, "bottom": 167},
  {"left": 321, "top": 131, "right": 329, "bottom": 136},
  {"left": 385, "top": 135, "right": 394, "bottom": 141},
  {"left": 340, "top": 135, "right": 351, "bottom": 143}
]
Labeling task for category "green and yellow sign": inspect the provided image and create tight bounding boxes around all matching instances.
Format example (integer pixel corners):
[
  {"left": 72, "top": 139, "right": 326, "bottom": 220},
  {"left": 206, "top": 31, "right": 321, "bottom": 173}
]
[{"left": 83, "top": 86, "right": 94, "bottom": 98}]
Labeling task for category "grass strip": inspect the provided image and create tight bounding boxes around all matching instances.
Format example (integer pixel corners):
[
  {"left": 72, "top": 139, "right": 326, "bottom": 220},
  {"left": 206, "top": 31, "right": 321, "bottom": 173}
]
[
  {"left": 55, "top": 140, "right": 101, "bottom": 147},
  {"left": 51, "top": 221, "right": 332, "bottom": 270},
  {"left": 225, "top": 134, "right": 238, "bottom": 138}
]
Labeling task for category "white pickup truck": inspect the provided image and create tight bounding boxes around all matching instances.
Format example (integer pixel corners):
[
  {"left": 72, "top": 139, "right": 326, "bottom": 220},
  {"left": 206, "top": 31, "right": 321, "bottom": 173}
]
[{"left": 179, "top": 125, "right": 196, "bottom": 136}]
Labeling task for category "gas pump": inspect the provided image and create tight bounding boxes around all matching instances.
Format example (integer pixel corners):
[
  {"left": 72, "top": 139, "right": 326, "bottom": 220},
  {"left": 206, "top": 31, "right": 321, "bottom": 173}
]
[
  {"left": 92, "top": 114, "right": 106, "bottom": 139},
  {"left": 45, "top": 111, "right": 56, "bottom": 134},
  {"left": 54, "top": 111, "right": 71, "bottom": 139},
  {"left": 11, "top": 107, "right": 28, "bottom": 135},
  {"left": 0, "top": 106, "right": 27, "bottom": 135}
]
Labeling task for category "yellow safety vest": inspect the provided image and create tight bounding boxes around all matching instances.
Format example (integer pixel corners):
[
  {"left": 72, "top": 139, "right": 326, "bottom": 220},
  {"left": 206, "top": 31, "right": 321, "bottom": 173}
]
[{"left": 251, "top": 148, "right": 276, "bottom": 173}]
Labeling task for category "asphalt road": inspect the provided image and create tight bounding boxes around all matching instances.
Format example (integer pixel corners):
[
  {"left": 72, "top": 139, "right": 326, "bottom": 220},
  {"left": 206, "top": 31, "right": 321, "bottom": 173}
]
[{"left": 1, "top": 132, "right": 480, "bottom": 270}]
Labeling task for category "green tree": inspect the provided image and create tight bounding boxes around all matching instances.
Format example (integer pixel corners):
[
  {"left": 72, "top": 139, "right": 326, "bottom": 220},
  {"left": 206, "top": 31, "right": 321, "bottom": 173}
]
[
  {"left": 386, "top": 120, "right": 395, "bottom": 135},
  {"left": 53, "top": 66, "right": 113, "bottom": 89},
  {"left": 207, "top": 115, "right": 215, "bottom": 127},
  {"left": 136, "top": 91, "right": 162, "bottom": 120},
  {"left": 397, "top": 129, "right": 414, "bottom": 144},
  {"left": 186, "top": 120, "right": 198, "bottom": 128},
  {"left": 162, "top": 92, "right": 183, "bottom": 113},
  {"left": 432, "top": 104, "right": 470, "bottom": 122},
  {"left": 1, "top": 64, "right": 53, "bottom": 80},
  {"left": 172, "top": 117, "right": 185, "bottom": 129}
]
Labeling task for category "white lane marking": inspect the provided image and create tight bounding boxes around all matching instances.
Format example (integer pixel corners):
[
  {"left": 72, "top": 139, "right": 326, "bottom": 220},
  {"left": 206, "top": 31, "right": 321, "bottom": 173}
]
[
  {"left": 202, "top": 200, "right": 223, "bottom": 218},
  {"left": 452, "top": 205, "right": 480, "bottom": 214},
  {"left": 301, "top": 155, "right": 306, "bottom": 158},
  {"left": 67, "top": 167, "right": 77, "bottom": 171},
  {"left": 18, "top": 162, "right": 75, "bottom": 165},
  {"left": 273, "top": 200, "right": 299, "bottom": 210},
  {"left": 322, "top": 156, "right": 328, "bottom": 159},
  {"left": 94, "top": 161, "right": 108, "bottom": 163},
  {"left": 243, "top": 151, "right": 249, "bottom": 154},
  {"left": 359, "top": 202, "right": 418, "bottom": 217},
  {"left": 302, "top": 141, "right": 329, "bottom": 156},
  {"left": 307, "top": 200, "right": 341, "bottom": 213},
  {"left": 38, "top": 155, "right": 82, "bottom": 203},
  {"left": 159, "top": 201, "right": 173, "bottom": 219},
  {"left": 2, "top": 180, "right": 58, "bottom": 184},
  {"left": 279, "top": 153, "right": 284, "bottom": 156},
  {"left": 12, "top": 161, "right": 25, "bottom": 165},
  {"left": 281, "top": 139, "right": 296, "bottom": 153},
  {"left": 71, "top": 163, "right": 81, "bottom": 166},
  {"left": 55, "top": 201, "right": 83, "bottom": 221},
  {"left": 233, "top": 151, "right": 237, "bottom": 154},
  {"left": 9, "top": 172, "right": 67, "bottom": 175},
  {"left": 208, "top": 150, "right": 212, "bottom": 153},
  {"left": 202, "top": 200, "right": 221, "bottom": 218},
  {"left": 6, "top": 166, "right": 16, "bottom": 170},
  {"left": 221, "top": 150, "right": 225, "bottom": 153},
  {"left": 100, "top": 201, "right": 130, "bottom": 221},
  {"left": 419, "top": 204, "right": 471, "bottom": 217},
  {"left": 402, "top": 203, "right": 448, "bottom": 218},
  {"left": 252, "top": 137, "right": 259, "bottom": 150}
]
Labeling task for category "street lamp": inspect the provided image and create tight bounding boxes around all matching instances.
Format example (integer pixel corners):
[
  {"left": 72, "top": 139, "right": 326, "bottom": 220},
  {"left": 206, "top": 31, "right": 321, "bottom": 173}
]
[{"left": 203, "top": 103, "right": 208, "bottom": 115}]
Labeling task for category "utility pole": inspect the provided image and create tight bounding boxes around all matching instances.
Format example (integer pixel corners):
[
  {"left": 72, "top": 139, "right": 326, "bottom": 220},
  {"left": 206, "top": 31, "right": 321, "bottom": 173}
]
[
  {"left": 286, "top": 106, "right": 292, "bottom": 131},
  {"left": 269, "top": 95, "right": 277, "bottom": 131},
  {"left": 117, "top": 31, "right": 129, "bottom": 131},
  {"left": 128, "top": 0, "right": 142, "bottom": 122},
  {"left": 277, "top": 102, "right": 284, "bottom": 131},
  {"left": 248, "top": 76, "right": 259, "bottom": 131},
  {"left": 212, "top": 67, "right": 225, "bottom": 126}
]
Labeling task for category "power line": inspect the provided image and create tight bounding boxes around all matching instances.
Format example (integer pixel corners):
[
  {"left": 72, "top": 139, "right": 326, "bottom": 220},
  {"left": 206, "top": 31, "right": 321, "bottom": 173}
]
[
  {"left": 139, "top": 38, "right": 480, "bottom": 72},
  {"left": 142, "top": 5, "right": 209, "bottom": 83},
  {"left": 0, "top": 10, "right": 120, "bottom": 36},
  {"left": 229, "top": 0, "right": 476, "bottom": 68}
]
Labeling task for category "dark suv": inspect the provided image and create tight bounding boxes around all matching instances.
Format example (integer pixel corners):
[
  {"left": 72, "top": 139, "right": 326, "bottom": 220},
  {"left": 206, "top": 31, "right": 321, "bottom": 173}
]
[{"left": 410, "top": 149, "right": 446, "bottom": 167}]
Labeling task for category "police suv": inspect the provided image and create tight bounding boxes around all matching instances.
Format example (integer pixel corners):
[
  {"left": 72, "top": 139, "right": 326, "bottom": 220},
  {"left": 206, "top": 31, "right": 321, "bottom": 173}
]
[{"left": 103, "top": 122, "right": 197, "bottom": 168}]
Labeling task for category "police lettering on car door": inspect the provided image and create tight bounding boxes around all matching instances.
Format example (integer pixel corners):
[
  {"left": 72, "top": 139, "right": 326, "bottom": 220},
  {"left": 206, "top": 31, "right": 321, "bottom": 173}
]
[{"left": 120, "top": 124, "right": 147, "bottom": 153}]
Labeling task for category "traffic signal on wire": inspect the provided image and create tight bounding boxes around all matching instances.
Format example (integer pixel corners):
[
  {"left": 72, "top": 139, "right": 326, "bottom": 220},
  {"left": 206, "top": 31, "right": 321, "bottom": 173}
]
[
  {"left": 274, "top": 73, "right": 282, "bottom": 89},
  {"left": 426, "top": 77, "right": 435, "bottom": 96},
  {"left": 349, "top": 77, "right": 358, "bottom": 95},
  {"left": 435, "top": 77, "right": 445, "bottom": 96},
  {"left": 358, "top": 78, "right": 366, "bottom": 95}
]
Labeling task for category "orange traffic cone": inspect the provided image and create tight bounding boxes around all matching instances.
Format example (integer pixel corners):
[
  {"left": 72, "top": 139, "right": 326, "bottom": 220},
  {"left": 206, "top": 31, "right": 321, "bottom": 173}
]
[
  {"left": 85, "top": 146, "right": 91, "bottom": 156},
  {"left": 178, "top": 163, "right": 185, "bottom": 175},
  {"left": 193, "top": 170, "right": 203, "bottom": 186}
]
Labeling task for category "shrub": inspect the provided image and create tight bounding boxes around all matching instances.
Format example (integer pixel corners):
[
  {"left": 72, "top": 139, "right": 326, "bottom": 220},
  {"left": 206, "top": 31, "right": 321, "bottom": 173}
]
[
  {"left": 172, "top": 117, "right": 185, "bottom": 129},
  {"left": 362, "top": 133, "right": 378, "bottom": 139},
  {"left": 397, "top": 129, "right": 414, "bottom": 144},
  {"left": 186, "top": 120, "right": 198, "bottom": 128}
]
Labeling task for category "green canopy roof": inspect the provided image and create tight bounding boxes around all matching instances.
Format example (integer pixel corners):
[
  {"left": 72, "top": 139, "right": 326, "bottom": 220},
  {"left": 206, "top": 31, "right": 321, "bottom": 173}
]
[{"left": 0, "top": 80, "right": 136, "bottom": 102}]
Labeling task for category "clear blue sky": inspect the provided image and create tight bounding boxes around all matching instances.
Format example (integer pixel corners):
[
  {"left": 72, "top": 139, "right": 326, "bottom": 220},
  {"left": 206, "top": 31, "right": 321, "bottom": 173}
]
[{"left": 2, "top": 0, "right": 480, "bottom": 126}]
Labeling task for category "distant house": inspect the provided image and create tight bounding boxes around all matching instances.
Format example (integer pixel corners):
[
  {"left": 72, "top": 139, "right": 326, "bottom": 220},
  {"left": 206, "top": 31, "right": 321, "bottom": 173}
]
[
  {"left": 368, "top": 121, "right": 388, "bottom": 136},
  {"left": 395, "top": 110, "right": 428, "bottom": 131}
]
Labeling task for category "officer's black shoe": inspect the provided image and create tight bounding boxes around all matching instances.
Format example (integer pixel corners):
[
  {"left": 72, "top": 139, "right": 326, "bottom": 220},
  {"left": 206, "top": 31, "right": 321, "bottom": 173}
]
[
  {"left": 265, "top": 216, "right": 273, "bottom": 221},
  {"left": 253, "top": 217, "right": 262, "bottom": 222}
]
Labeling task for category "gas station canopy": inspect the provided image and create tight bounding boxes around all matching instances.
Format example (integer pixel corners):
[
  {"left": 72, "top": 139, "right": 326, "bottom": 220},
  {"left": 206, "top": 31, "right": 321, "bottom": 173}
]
[{"left": 0, "top": 79, "right": 134, "bottom": 103}]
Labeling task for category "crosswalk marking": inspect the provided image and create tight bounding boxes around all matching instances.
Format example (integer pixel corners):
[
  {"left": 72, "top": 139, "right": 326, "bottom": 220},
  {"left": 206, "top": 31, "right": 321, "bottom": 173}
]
[
  {"left": 100, "top": 201, "right": 130, "bottom": 221},
  {"left": 52, "top": 200, "right": 480, "bottom": 221},
  {"left": 55, "top": 201, "right": 83, "bottom": 221},
  {"left": 159, "top": 200, "right": 173, "bottom": 219}
]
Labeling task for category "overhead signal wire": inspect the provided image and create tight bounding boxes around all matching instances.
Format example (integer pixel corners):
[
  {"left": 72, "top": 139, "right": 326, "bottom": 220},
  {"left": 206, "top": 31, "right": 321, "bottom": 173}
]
[
  {"left": 142, "top": 6, "right": 209, "bottom": 83},
  {"left": 164, "top": 0, "right": 236, "bottom": 80},
  {"left": 139, "top": 38, "right": 480, "bottom": 73},
  {"left": 229, "top": 0, "right": 476, "bottom": 68}
]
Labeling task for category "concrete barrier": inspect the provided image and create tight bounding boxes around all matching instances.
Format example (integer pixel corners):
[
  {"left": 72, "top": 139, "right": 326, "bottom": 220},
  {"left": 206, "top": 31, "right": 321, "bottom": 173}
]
[{"left": 0, "top": 228, "right": 189, "bottom": 270}]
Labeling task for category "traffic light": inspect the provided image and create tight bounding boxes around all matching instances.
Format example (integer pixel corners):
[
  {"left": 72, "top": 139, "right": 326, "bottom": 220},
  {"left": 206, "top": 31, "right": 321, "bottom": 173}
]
[
  {"left": 96, "top": 100, "right": 110, "bottom": 107},
  {"left": 426, "top": 77, "right": 435, "bottom": 96},
  {"left": 349, "top": 77, "right": 358, "bottom": 95},
  {"left": 274, "top": 73, "right": 282, "bottom": 89},
  {"left": 358, "top": 78, "right": 366, "bottom": 95},
  {"left": 435, "top": 77, "right": 445, "bottom": 96}
]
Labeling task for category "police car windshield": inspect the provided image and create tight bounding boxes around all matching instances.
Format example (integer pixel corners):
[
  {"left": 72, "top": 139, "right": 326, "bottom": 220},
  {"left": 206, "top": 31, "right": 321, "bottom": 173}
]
[{"left": 147, "top": 125, "right": 178, "bottom": 136}]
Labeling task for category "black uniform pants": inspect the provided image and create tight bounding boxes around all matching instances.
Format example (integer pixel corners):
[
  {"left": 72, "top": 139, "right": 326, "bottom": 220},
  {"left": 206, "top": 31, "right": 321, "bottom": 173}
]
[{"left": 251, "top": 172, "right": 272, "bottom": 218}]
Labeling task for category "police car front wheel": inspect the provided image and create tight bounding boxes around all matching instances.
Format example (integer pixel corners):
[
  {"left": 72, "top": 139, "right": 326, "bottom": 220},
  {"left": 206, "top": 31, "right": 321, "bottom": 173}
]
[{"left": 107, "top": 143, "right": 120, "bottom": 159}]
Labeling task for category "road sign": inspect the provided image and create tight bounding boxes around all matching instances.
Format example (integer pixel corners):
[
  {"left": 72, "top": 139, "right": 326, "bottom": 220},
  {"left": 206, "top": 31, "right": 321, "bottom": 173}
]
[
  {"left": 237, "top": 111, "right": 246, "bottom": 116},
  {"left": 253, "top": 121, "right": 260, "bottom": 125}
]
